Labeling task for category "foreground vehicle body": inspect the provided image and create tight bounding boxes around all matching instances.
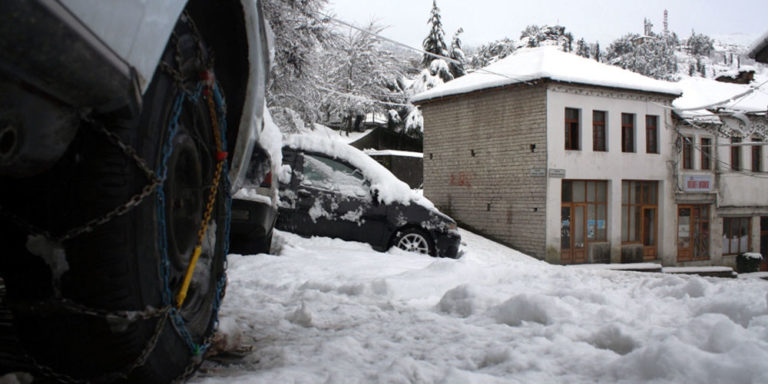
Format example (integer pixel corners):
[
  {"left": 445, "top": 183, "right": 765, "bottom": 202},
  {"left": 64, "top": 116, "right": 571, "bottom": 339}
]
[
  {"left": 276, "top": 136, "right": 461, "bottom": 258},
  {"left": 230, "top": 110, "right": 282, "bottom": 255},
  {"left": 0, "top": 0, "right": 271, "bottom": 382}
]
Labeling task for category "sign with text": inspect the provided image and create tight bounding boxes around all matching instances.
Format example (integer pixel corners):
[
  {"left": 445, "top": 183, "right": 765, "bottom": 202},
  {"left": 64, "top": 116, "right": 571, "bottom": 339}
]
[
  {"left": 683, "top": 174, "right": 712, "bottom": 192},
  {"left": 548, "top": 168, "right": 566, "bottom": 178}
]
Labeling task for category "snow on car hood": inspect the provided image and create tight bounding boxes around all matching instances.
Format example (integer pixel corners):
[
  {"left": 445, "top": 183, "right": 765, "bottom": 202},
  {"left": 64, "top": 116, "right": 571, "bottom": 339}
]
[{"left": 283, "top": 134, "right": 436, "bottom": 210}]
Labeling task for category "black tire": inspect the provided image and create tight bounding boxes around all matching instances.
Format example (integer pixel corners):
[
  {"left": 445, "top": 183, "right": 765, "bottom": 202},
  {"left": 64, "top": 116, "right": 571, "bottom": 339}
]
[
  {"left": 231, "top": 229, "right": 272, "bottom": 255},
  {"left": 5, "top": 13, "right": 228, "bottom": 383},
  {"left": 392, "top": 227, "right": 436, "bottom": 256}
]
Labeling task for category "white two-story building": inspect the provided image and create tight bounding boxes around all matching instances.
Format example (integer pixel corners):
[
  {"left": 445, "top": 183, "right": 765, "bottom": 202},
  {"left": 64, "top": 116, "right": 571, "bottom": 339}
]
[{"left": 414, "top": 47, "right": 767, "bottom": 268}]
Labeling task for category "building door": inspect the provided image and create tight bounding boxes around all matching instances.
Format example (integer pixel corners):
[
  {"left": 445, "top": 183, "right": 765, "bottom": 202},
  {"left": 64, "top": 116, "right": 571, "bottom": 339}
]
[
  {"left": 761, "top": 217, "right": 768, "bottom": 271},
  {"left": 642, "top": 207, "right": 657, "bottom": 260},
  {"left": 561, "top": 205, "right": 587, "bottom": 264},
  {"left": 622, "top": 181, "right": 658, "bottom": 261},
  {"left": 677, "top": 205, "right": 710, "bottom": 262}
]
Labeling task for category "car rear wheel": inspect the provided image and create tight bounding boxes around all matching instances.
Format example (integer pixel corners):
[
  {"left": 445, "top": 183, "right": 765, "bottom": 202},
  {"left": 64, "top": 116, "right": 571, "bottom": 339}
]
[{"left": 393, "top": 228, "right": 435, "bottom": 256}]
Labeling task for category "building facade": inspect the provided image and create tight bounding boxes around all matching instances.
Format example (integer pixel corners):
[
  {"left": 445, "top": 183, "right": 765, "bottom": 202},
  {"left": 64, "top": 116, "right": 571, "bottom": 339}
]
[
  {"left": 414, "top": 47, "right": 767, "bottom": 267},
  {"left": 674, "top": 110, "right": 768, "bottom": 270}
]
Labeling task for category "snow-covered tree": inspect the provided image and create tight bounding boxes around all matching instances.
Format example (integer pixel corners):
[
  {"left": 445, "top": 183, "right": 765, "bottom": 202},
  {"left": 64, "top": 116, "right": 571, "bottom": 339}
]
[
  {"left": 422, "top": 0, "right": 449, "bottom": 68},
  {"left": 468, "top": 38, "right": 516, "bottom": 69},
  {"left": 520, "top": 25, "right": 573, "bottom": 51},
  {"left": 576, "top": 38, "right": 590, "bottom": 58},
  {"left": 319, "top": 22, "right": 408, "bottom": 133},
  {"left": 605, "top": 31, "right": 678, "bottom": 80},
  {"left": 686, "top": 31, "right": 715, "bottom": 57},
  {"left": 449, "top": 28, "right": 467, "bottom": 79},
  {"left": 262, "top": 0, "right": 332, "bottom": 130},
  {"left": 592, "top": 41, "right": 601, "bottom": 62}
]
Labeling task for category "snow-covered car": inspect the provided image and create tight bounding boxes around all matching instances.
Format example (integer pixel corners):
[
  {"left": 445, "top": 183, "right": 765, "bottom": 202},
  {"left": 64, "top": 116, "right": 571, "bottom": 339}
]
[
  {"left": 276, "top": 135, "right": 461, "bottom": 258},
  {"left": 0, "top": 0, "right": 272, "bottom": 382}
]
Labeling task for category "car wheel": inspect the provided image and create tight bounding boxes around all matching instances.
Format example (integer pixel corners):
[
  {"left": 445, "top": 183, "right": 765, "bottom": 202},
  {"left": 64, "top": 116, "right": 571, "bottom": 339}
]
[
  {"left": 3, "top": 13, "right": 228, "bottom": 383},
  {"left": 393, "top": 228, "right": 435, "bottom": 256}
]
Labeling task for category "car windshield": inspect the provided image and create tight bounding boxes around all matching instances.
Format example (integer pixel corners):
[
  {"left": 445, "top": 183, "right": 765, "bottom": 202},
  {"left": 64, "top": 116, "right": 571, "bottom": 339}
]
[{"left": 300, "top": 153, "right": 369, "bottom": 198}]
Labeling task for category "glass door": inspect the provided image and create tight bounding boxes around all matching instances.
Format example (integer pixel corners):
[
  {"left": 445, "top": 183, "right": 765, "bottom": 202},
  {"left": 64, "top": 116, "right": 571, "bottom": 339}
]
[{"left": 642, "top": 207, "right": 657, "bottom": 260}]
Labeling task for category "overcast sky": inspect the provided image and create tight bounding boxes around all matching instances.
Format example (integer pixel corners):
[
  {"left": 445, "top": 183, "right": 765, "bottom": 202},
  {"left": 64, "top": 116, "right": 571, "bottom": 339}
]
[{"left": 328, "top": 0, "right": 766, "bottom": 51}]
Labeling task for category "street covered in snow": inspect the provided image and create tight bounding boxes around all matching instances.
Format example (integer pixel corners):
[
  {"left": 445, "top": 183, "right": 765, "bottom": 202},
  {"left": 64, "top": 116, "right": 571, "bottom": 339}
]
[{"left": 192, "top": 229, "right": 768, "bottom": 384}]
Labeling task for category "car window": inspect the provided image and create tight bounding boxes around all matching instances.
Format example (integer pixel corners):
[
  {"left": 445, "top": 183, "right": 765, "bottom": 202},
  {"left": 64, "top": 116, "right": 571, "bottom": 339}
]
[{"left": 300, "top": 154, "right": 369, "bottom": 198}]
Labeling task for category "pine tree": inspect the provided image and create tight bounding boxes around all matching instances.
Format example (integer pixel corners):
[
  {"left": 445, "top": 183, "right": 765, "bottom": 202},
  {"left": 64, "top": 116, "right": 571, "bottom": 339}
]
[
  {"left": 449, "top": 28, "right": 467, "bottom": 78},
  {"left": 592, "top": 41, "right": 601, "bottom": 62},
  {"left": 422, "top": 0, "right": 448, "bottom": 68},
  {"left": 576, "top": 38, "right": 590, "bottom": 58}
]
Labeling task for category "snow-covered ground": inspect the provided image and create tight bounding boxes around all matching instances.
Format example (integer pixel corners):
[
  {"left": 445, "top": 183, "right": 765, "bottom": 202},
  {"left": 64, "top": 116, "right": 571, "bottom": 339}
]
[{"left": 192, "top": 229, "right": 768, "bottom": 384}]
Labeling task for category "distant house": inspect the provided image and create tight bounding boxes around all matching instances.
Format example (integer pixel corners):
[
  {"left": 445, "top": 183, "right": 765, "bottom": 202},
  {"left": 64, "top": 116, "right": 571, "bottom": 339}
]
[
  {"left": 413, "top": 47, "right": 683, "bottom": 265},
  {"left": 672, "top": 77, "right": 768, "bottom": 270},
  {"left": 349, "top": 127, "right": 423, "bottom": 188}
]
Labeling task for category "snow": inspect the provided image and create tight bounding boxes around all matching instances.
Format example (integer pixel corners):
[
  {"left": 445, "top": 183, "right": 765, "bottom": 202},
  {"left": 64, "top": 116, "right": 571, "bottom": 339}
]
[
  {"left": 663, "top": 266, "right": 735, "bottom": 273},
  {"left": 298, "top": 123, "right": 374, "bottom": 144},
  {"left": 412, "top": 47, "right": 682, "bottom": 104},
  {"left": 363, "top": 149, "right": 424, "bottom": 158},
  {"left": 192, "top": 229, "right": 768, "bottom": 384},
  {"left": 672, "top": 76, "right": 768, "bottom": 121},
  {"left": 742, "top": 252, "right": 764, "bottom": 260},
  {"left": 568, "top": 263, "right": 662, "bottom": 271},
  {"left": 283, "top": 134, "right": 434, "bottom": 209}
]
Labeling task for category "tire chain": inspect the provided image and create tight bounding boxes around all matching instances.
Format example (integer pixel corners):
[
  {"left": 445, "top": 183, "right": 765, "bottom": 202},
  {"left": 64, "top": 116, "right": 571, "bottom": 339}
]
[{"left": 0, "top": 13, "right": 221, "bottom": 382}]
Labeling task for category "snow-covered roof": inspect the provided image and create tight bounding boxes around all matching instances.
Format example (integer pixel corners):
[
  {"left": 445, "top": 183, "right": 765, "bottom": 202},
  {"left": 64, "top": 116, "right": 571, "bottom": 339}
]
[
  {"left": 672, "top": 77, "right": 768, "bottom": 123},
  {"left": 283, "top": 134, "right": 434, "bottom": 209},
  {"left": 412, "top": 47, "right": 681, "bottom": 103}
]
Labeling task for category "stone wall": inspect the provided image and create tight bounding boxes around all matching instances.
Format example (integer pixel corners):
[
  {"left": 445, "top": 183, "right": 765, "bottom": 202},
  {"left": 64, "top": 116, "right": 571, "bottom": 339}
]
[{"left": 420, "top": 83, "right": 549, "bottom": 258}]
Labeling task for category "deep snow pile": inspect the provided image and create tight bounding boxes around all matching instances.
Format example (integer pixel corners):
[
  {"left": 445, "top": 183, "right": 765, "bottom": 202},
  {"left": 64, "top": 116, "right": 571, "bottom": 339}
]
[{"left": 192, "top": 230, "right": 768, "bottom": 384}]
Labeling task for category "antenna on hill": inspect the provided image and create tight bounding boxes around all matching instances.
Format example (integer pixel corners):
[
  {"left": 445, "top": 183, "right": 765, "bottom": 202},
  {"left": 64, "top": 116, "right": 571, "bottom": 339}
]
[{"left": 663, "top": 10, "right": 669, "bottom": 35}]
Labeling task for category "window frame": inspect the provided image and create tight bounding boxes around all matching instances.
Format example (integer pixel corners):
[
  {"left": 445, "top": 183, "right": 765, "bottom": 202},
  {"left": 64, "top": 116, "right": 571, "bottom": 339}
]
[
  {"left": 682, "top": 136, "right": 694, "bottom": 170},
  {"left": 722, "top": 217, "right": 751, "bottom": 255},
  {"left": 645, "top": 115, "right": 659, "bottom": 154},
  {"left": 752, "top": 137, "right": 762, "bottom": 172},
  {"left": 700, "top": 137, "right": 712, "bottom": 170},
  {"left": 565, "top": 108, "right": 581, "bottom": 151},
  {"left": 731, "top": 137, "right": 742, "bottom": 171},
  {"left": 592, "top": 110, "right": 607, "bottom": 152},
  {"left": 621, "top": 113, "right": 635, "bottom": 153}
]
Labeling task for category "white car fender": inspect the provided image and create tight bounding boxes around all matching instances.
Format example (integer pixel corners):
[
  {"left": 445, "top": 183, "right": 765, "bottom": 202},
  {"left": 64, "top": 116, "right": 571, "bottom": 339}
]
[{"left": 59, "top": 0, "right": 269, "bottom": 192}]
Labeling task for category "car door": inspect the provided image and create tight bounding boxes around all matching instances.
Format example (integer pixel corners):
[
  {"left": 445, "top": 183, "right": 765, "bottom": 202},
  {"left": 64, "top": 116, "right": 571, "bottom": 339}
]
[{"left": 279, "top": 150, "right": 387, "bottom": 245}]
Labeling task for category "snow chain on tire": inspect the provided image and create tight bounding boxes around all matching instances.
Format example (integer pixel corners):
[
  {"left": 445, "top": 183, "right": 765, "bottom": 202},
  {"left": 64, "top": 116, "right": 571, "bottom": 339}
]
[{"left": 0, "top": 12, "right": 230, "bottom": 383}]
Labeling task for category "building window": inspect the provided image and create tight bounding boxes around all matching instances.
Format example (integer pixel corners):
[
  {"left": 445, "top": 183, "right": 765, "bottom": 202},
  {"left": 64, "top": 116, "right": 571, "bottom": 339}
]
[
  {"left": 621, "top": 113, "right": 635, "bottom": 152},
  {"left": 723, "top": 217, "right": 751, "bottom": 255},
  {"left": 565, "top": 108, "right": 580, "bottom": 150},
  {"left": 622, "top": 181, "right": 658, "bottom": 260},
  {"left": 731, "top": 137, "right": 742, "bottom": 171},
  {"left": 678, "top": 205, "right": 710, "bottom": 261},
  {"left": 561, "top": 180, "right": 607, "bottom": 264},
  {"left": 700, "top": 138, "right": 711, "bottom": 170},
  {"left": 593, "top": 111, "right": 607, "bottom": 152},
  {"left": 752, "top": 138, "right": 762, "bottom": 172},
  {"left": 646, "top": 115, "right": 659, "bottom": 154},
  {"left": 682, "top": 136, "right": 693, "bottom": 170}
]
